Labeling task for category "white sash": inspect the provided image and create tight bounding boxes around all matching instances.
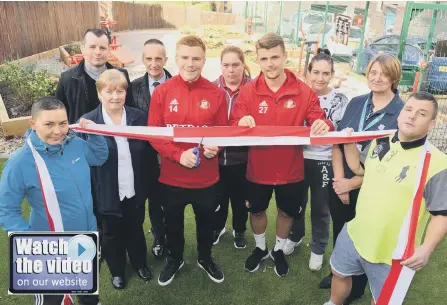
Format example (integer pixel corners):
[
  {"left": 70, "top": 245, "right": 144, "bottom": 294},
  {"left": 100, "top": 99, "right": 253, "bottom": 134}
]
[{"left": 27, "top": 137, "right": 74, "bottom": 305}]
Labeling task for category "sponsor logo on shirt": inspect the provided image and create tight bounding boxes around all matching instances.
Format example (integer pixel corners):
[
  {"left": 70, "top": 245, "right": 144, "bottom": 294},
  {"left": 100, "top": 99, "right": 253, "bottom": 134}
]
[
  {"left": 284, "top": 100, "right": 296, "bottom": 109},
  {"left": 259, "top": 101, "right": 268, "bottom": 107},
  {"left": 199, "top": 100, "right": 210, "bottom": 109}
]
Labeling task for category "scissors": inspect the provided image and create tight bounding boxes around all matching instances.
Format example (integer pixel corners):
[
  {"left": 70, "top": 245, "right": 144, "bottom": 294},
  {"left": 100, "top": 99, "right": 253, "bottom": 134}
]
[{"left": 192, "top": 137, "right": 204, "bottom": 168}]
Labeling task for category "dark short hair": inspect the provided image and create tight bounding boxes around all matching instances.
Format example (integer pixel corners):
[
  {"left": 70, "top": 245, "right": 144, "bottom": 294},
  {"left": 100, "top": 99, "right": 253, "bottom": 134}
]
[
  {"left": 83, "top": 28, "right": 108, "bottom": 44},
  {"left": 308, "top": 48, "right": 334, "bottom": 73},
  {"left": 408, "top": 91, "right": 438, "bottom": 119},
  {"left": 31, "top": 96, "right": 66, "bottom": 119},
  {"left": 144, "top": 38, "right": 165, "bottom": 47}
]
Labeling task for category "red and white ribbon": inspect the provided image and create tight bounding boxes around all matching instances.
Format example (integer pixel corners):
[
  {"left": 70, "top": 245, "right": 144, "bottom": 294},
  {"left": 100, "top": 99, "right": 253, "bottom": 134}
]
[
  {"left": 376, "top": 142, "right": 431, "bottom": 305},
  {"left": 27, "top": 138, "right": 74, "bottom": 305},
  {"left": 70, "top": 124, "right": 395, "bottom": 146}
]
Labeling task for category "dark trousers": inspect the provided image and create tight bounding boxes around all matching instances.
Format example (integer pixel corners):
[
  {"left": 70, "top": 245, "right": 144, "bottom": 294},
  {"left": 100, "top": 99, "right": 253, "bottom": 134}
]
[
  {"left": 148, "top": 179, "right": 166, "bottom": 239},
  {"left": 163, "top": 183, "right": 218, "bottom": 262},
  {"left": 214, "top": 163, "right": 249, "bottom": 233},
  {"left": 291, "top": 159, "right": 332, "bottom": 255},
  {"left": 97, "top": 197, "right": 147, "bottom": 277},
  {"left": 34, "top": 295, "right": 99, "bottom": 305},
  {"left": 329, "top": 184, "right": 368, "bottom": 297}
]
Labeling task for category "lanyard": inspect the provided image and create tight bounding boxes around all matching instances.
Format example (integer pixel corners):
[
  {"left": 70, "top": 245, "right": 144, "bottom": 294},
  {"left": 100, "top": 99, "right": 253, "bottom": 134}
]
[{"left": 358, "top": 98, "right": 386, "bottom": 132}]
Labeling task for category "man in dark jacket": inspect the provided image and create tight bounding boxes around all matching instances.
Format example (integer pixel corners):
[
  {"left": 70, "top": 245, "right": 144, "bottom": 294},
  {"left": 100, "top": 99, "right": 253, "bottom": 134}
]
[
  {"left": 131, "top": 38, "right": 172, "bottom": 259},
  {"left": 55, "top": 28, "right": 133, "bottom": 123},
  {"left": 131, "top": 39, "right": 172, "bottom": 112}
]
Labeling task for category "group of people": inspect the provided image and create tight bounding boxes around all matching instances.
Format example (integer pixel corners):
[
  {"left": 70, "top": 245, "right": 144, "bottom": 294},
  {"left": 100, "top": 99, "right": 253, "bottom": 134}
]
[{"left": 0, "top": 27, "right": 446, "bottom": 305}]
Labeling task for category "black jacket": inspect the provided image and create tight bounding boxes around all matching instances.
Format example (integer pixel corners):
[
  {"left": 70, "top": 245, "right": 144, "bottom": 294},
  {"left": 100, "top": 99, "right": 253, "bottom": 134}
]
[
  {"left": 82, "top": 105, "right": 159, "bottom": 216},
  {"left": 131, "top": 69, "right": 172, "bottom": 113},
  {"left": 55, "top": 60, "right": 134, "bottom": 124}
]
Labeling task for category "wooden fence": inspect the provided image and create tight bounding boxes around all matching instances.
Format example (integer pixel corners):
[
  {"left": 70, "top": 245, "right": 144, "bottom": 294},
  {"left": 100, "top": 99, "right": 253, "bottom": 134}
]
[
  {"left": 112, "top": 2, "right": 236, "bottom": 31},
  {"left": 0, "top": 1, "right": 99, "bottom": 63},
  {"left": 112, "top": 2, "right": 170, "bottom": 31},
  {"left": 0, "top": 1, "right": 238, "bottom": 64}
]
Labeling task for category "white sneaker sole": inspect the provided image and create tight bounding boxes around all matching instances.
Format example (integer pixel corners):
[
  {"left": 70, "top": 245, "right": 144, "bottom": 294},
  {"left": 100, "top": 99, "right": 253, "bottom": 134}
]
[
  {"left": 197, "top": 261, "right": 224, "bottom": 283},
  {"left": 245, "top": 252, "right": 269, "bottom": 273},
  {"left": 232, "top": 230, "right": 246, "bottom": 249},
  {"left": 213, "top": 228, "right": 226, "bottom": 245},
  {"left": 158, "top": 261, "right": 184, "bottom": 286},
  {"left": 269, "top": 251, "right": 289, "bottom": 277},
  {"left": 234, "top": 242, "right": 247, "bottom": 249},
  {"left": 309, "top": 264, "right": 323, "bottom": 272},
  {"left": 283, "top": 239, "right": 303, "bottom": 256}
]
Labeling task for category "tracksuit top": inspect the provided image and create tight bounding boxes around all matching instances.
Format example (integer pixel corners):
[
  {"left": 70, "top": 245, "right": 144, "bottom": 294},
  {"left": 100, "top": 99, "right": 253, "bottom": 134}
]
[
  {"left": 148, "top": 75, "right": 228, "bottom": 188},
  {"left": 230, "top": 69, "right": 334, "bottom": 185}
]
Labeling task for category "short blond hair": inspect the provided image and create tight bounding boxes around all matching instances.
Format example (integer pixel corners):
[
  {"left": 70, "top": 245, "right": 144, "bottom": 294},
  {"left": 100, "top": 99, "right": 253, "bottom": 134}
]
[
  {"left": 255, "top": 32, "right": 285, "bottom": 53},
  {"left": 176, "top": 35, "right": 206, "bottom": 52},
  {"left": 96, "top": 69, "right": 128, "bottom": 93},
  {"left": 366, "top": 54, "right": 402, "bottom": 90}
]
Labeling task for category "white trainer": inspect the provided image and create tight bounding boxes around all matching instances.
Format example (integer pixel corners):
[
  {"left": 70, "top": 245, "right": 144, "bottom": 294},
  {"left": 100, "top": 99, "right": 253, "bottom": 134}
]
[
  {"left": 282, "top": 238, "right": 302, "bottom": 256},
  {"left": 309, "top": 251, "right": 323, "bottom": 271}
]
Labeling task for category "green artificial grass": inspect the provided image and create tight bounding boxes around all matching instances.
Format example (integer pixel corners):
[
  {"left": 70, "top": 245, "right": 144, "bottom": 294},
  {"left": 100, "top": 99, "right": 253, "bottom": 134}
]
[{"left": 0, "top": 158, "right": 445, "bottom": 305}]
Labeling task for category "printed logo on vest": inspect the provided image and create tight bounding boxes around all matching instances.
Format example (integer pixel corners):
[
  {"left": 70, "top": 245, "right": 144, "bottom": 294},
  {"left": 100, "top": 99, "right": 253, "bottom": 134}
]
[
  {"left": 395, "top": 166, "right": 410, "bottom": 182},
  {"left": 371, "top": 144, "right": 383, "bottom": 159}
]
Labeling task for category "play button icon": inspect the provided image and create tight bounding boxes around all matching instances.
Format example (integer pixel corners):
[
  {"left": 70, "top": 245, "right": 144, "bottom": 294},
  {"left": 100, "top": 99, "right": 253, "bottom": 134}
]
[
  {"left": 67, "top": 235, "right": 97, "bottom": 261},
  {"left": 78, "top": 243, "right": 86, "bottom": 256}
]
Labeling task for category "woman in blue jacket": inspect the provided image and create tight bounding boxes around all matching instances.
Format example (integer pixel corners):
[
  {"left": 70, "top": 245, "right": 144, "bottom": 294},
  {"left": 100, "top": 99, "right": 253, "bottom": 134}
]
[
  {"left": 0, "top": 96, "right": 108, "bottom": 305},
  {"left": 82, "top": 69, "right": 157, "bottom": 290}
]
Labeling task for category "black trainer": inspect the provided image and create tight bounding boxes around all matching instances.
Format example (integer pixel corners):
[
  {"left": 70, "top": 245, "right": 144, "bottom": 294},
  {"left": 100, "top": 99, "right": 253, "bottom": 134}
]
[
  {"left": 152, "top": 237, "right": 165, "bottom": 258},
  {"left": 245, "top": 247, "right": 269, "bottom": 272},
  {"left": 233, "top": 230, "right": 246, "bottom": 249},
  {"left": 158, "top": 257, "right": 184, "bottom": 286},
  {"left": 319, "top": 273, "right": 332, "bottom": 289},
  {"left": 270, "top": 249, "right": 289, "bottom": 277},
  {"left": 198, "top": 257, "right": 224, "bottom": 283}
]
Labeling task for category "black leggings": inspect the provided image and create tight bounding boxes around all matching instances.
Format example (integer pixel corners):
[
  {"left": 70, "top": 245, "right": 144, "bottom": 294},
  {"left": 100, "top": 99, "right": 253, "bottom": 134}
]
[{"left": 214, "top": 163, "right": 249, "bottom": 233}]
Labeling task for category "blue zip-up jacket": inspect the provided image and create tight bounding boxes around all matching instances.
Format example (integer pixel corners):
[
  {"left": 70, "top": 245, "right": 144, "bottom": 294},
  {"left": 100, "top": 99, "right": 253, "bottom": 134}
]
[{"left": 0, "top": 128, "right": 108, "bottom": 232}]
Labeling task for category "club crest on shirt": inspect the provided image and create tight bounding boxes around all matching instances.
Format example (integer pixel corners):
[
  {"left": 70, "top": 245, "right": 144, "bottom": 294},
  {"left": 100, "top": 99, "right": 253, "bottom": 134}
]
[
  {"left": 199, "top": 99, "right": 210, "bottom": 109},
  {"left": 284, "top": 100, "right": 296, "bottom": 109}
]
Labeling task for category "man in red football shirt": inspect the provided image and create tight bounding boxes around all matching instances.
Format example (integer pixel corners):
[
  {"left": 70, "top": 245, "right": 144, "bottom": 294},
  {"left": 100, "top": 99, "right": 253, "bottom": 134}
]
[
  {"left": 230, "top": 32, "right": 333, "bottom": 277},
  {"left": 148, "top": 35, "right": 228, "bottom": 286}
]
